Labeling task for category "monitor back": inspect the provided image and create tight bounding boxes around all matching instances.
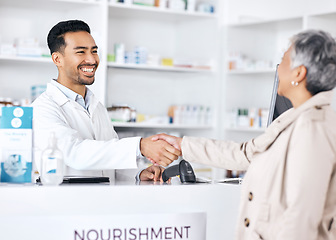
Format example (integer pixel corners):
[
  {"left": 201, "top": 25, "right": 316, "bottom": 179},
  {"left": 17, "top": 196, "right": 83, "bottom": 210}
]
[{"left": 267, "top": 66, "right": 293, "bottom": 126}]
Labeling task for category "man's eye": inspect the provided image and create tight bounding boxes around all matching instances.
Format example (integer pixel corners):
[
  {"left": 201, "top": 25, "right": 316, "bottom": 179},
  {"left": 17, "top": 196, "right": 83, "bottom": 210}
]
[
  {"left": 92, "top": 50, "right": 98, "bottom": 54},
  {"left": 76, "top": 51, "right": 85, "bottom": 54}
]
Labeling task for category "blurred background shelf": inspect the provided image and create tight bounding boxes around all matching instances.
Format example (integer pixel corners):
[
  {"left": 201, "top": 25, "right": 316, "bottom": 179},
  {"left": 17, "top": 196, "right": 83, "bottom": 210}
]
[
  {"left": 107, "top": 62, "right": 213, "bottom": 72},
  {"left": 0, "top": 0, "right": 101, "bottom": 10},
  {"left": 112, "top": 122, "right": 213, "bottom": 129},
  {"left": 108, "top": 2, "right": 218, "bottom": 21},
  {"left": 226, "top": 69, "right": 274, "bottom": 75},
  {"left": 0, "top": 55, "right": 52, "bottom": 64},
  {"left": 225, "top": 127, "right": 266, "bottom": 133}
]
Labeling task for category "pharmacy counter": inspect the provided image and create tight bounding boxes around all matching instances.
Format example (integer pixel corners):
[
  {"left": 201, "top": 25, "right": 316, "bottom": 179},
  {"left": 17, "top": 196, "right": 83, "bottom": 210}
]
[{"left": 0, "top": 180, "right": 241, "bottom": 240}]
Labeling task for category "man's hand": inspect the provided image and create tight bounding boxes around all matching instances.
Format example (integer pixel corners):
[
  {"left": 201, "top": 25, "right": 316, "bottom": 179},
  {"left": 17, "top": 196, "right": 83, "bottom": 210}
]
[
  {"left": 139, "top": 165, "right": 169, "bottom": 182},
  {"left": 140, "top": 136, "right": 181, "bottom": 167},
  {"left": 151, "top": 133, "right": 183, "bottom": 151}
]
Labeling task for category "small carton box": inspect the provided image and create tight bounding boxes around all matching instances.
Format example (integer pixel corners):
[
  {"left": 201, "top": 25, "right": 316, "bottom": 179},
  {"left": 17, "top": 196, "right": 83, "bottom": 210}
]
[{"left": 0, "top": 107, "right": 33, "bottom": 183}]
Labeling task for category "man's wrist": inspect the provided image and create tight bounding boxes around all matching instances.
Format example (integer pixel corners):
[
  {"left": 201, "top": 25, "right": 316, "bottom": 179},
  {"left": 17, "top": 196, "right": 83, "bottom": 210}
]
[
  {"left": 138, "top": 137, "right": 145, "bottom": 157},
  {"left": 135, "top": 167, "right": 146, "bottom": 181},
  {"left": 139, "top": 137, "right": 149, "bottom": 157}
]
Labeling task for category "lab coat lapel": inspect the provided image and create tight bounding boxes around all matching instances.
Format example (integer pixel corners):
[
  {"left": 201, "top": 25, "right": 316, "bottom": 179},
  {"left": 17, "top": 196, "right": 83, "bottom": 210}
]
[
  {"left": 45, "top": 83, "right": 70, "bottom": 107},
  {"left": 46, "top": 82, "right": 89, "bottom": 115},
  {"left": 87, "top": 91, "right": 99, "bottom": 116}
]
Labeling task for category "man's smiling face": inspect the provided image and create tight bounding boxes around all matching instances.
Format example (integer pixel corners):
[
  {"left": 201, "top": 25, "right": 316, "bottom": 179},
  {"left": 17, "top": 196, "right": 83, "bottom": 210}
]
[{"left": 59, "top": 31, "right": 99, "bottom": 86}]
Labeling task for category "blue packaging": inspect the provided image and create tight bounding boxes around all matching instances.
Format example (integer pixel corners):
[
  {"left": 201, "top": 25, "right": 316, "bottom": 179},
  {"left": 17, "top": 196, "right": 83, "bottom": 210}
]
[{"left": 0, "top": 107, "right": 33, "bottom": 183}]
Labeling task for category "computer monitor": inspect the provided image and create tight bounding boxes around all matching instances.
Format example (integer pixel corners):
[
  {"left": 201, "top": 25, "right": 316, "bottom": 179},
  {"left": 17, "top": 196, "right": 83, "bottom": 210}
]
[{"left": 267, "top": 65, "right": 293, "bottom": 126}]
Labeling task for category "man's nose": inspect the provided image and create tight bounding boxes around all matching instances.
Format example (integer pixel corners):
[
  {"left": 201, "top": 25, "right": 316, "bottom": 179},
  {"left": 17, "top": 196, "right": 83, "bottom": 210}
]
[{"left": 85, "top": 52, "right": 98, "bottom": 64}]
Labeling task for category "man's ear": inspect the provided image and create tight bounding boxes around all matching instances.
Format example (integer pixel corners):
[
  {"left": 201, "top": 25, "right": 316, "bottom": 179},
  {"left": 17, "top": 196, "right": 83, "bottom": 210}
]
[
  {"left": 51, "top": 52, "right": 62, "bottom": 67},
  {"left": 294, "top": 65, "right": 307, "bottom": 83}
]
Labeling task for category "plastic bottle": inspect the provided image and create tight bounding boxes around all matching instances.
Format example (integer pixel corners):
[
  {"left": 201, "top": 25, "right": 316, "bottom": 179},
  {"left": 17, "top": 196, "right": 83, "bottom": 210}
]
[{"left": 40, "top": 132, "right": 64, "bottom": 185}]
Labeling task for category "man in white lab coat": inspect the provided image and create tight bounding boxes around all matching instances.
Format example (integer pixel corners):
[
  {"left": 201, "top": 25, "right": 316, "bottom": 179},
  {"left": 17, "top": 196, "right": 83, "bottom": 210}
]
[{"left": 32, "top": 20, "right": 180, "bottom": 182}]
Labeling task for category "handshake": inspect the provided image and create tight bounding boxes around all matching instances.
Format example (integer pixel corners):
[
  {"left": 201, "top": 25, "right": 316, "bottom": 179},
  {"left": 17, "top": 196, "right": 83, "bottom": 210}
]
[{"left": 140, "top": 133, "right": 183, "bottom": 167}]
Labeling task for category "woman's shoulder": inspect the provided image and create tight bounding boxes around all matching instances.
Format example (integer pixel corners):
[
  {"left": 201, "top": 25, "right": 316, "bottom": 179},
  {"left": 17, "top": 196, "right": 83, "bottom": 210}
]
[{"left": 293, "top": 105, "right": 336, "bottom": 135}]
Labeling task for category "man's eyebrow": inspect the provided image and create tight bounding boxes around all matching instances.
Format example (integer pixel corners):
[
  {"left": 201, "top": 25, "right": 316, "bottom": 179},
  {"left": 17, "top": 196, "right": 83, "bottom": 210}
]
[
  {"left": 73, "top": 46, "right": 98, "bottom": 50},
  {"left": 73, "top": 46, "right": 88, "bottom": 50}
]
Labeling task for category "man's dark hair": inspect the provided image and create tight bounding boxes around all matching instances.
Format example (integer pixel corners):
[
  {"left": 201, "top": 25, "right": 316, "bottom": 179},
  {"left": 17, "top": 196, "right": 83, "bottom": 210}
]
[{"left": 47, "top": 20, "right": 91, "bottom": 55}]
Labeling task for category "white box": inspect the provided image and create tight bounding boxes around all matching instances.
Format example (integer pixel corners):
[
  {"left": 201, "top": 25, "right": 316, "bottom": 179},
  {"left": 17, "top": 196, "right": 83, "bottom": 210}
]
[
  {"left": 0, "top": 44, "right": 16, "bottom": 56},
  {"left": 0, "top": 107, "right": 33, "bottom": 183}
]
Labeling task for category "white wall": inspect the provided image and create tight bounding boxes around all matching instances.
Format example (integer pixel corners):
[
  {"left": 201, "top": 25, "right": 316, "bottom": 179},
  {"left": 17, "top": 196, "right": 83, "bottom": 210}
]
[{"left": 225, "top": 0, "right": 336, "bottom": 24}]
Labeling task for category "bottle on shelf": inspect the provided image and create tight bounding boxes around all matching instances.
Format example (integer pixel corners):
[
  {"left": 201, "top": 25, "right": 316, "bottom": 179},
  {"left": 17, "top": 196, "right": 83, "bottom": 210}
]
[{"left": 40, "top": 132, "right": 64, "bottom": 186}]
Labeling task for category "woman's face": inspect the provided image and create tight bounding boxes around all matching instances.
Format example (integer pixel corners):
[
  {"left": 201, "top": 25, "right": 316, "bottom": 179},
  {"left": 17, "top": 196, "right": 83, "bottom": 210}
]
[{"left": 277, "top": 46, "right": 294, "bottom": 97}]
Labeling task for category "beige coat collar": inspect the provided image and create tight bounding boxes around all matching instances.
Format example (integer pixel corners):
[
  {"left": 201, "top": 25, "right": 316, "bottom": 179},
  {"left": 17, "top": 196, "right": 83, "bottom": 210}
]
[
  {"left": 270, "top": 90, "right": 333, "bottom": 132},
  {"left": 247, "top": 90, "right": 334, "bottom": 158}
]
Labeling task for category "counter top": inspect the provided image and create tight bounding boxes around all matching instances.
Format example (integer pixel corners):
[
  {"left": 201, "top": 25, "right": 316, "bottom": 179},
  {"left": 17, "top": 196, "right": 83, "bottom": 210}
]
[{"left": 0, "top": 180, "right": 241, "bottom": 240}]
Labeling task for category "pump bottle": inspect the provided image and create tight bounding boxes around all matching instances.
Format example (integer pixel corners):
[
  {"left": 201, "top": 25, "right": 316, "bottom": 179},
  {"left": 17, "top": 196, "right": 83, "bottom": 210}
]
[{"left": 40, "top": 132, "right": 64, "bottom": 185}]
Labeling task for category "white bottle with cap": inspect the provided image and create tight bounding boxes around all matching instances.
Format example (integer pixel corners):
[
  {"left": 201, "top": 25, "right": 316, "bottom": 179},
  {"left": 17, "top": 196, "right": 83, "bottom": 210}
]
[{"left": 40, "top": 132, "right": 64, "bottom": 185}]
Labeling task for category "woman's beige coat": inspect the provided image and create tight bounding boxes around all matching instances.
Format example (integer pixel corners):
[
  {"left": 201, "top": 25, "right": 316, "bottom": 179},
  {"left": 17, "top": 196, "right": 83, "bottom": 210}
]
[{"left": 182, "top": 91, "right": 336, "bottom": 240}]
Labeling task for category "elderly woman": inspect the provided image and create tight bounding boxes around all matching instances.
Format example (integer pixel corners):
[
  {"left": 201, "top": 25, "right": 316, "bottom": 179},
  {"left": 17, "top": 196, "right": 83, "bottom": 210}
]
[{"left": 152, "top": 30, "right": 336, "bottom": 239}]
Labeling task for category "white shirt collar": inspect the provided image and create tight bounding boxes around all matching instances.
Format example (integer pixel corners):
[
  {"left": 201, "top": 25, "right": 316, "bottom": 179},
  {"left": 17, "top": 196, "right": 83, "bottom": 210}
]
[{"left": 51, "top": 80, "right": 93, "bottom": 112}]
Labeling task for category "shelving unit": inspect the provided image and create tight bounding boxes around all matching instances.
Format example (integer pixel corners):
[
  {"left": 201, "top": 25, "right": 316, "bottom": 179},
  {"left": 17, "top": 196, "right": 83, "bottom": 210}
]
[
  {"left": 0, "top": 0, "right": 107, "bottom": 101},
  {"left": 3, "top": 0, "right": 336, "bottom": 181},
  {"left": 221, "top": 13, "right": 304, "bottom": 142},
  {"left": 0, "top": 0, "right": 222, "bottom": 180},
  {"left": 221, "top": 0, "right": 336, "bottom": 143},
  {"left": 105, "top": 0, "right": 221, "bottom": 143},
  {"left": 223, "top": 7, "right": 304, "bottom": 141},
  {"left": 0, "top": 0, "right": 222, "bottom": 143}
]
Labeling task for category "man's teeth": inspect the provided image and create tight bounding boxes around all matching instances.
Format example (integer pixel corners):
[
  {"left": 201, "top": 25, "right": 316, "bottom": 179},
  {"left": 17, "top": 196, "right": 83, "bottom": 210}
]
[{"left": 82, "top": 68, "right": 94, "bottom": 73}]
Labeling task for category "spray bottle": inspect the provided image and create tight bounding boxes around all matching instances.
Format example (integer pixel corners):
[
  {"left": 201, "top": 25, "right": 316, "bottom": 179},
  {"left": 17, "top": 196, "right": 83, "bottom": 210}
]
[{"left": 40, "top": 132, "right": 64, "bottom": 185}]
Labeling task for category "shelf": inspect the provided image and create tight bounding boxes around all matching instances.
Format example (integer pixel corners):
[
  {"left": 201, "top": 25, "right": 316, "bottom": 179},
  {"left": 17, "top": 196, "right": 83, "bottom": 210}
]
[
  {"left": 108, "top": 2, "right": 218, "bottom": 21},
  {"left": 0, "top": 55, "right": 53, "bottom": 64},
  {"left": 0, "top": 0, "right": 101, "bottom": 10},
  {"left": 112, "top": 122, "right": 213, "bottom": 130},
  {"left": 227, "top": 16, "right": 303, "bottom": 28},
  {"left": 107, "top": 62, "right": 213, "bottom": 73},
  {"left": 308, "top": 9, "right": 336, "bottom": 18},
  {"left": 226, "top": 69, "right": 275, "bottom": 75},
  {"left": 225, "top": 127, "right": 266, "bottom": 133}
]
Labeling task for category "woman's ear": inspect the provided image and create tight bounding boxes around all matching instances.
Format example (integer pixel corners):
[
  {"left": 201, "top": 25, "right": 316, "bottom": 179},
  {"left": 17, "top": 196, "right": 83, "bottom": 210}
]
[{"left": 295, "top": 65, "right": 307, "bottom": 83}]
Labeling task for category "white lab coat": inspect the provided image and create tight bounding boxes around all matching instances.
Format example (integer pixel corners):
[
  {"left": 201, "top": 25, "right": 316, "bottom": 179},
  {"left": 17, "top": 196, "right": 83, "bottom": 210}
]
[{"left": 32, "top": 81, "right": 140, "bottom": 179}]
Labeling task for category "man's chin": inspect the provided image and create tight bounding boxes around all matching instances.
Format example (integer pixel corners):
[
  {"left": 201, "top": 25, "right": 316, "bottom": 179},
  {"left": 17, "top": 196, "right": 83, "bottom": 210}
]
[{"left": 78, "top": 77, "right": 95, "bottom": 86}]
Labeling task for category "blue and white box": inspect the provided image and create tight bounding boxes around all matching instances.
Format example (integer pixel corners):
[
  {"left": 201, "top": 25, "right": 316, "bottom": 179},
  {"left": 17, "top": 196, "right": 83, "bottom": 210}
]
[{"left": 0, "top": 107, "right": 33, "bottom": 183}]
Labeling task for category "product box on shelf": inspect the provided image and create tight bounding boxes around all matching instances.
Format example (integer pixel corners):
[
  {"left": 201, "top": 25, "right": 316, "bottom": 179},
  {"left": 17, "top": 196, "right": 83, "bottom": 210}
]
[
  {"left": 0, "top": 107, "right": 33, "bottom": 183},
  {"left": 31, "top": 84, "right": 47, "bottom": 102},
  {"left": 0, "top": 44, "right": 16, "bottom": 56},
  {"left": 133, "top": 0, "right": 155, "bottom": 6},
  {"left": 168, "top": 0, "right": 186, "bottom": 10},
  {"left": 227, "top": 107, "right": 269, "bottom": 129},
  {"left": 15, "top": 37, "right": 42, "bottom": 57}
]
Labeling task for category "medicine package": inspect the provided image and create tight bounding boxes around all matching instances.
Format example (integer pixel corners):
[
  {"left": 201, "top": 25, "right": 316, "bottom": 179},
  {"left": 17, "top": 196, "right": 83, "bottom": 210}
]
[{"left": 0, "top": 107, "right": 33, "bottom": 183}]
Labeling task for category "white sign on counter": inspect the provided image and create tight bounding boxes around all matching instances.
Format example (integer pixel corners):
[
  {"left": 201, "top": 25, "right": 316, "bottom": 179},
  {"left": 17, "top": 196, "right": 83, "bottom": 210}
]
[{"left": 0, "top": 212, "right": 206, "bottom": 240}]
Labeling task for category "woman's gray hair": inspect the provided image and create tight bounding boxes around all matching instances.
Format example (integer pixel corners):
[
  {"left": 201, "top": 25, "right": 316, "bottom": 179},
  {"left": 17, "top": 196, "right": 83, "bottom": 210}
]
[{"left": 290, "top": 29, "right": 336, "bottom": 95}]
